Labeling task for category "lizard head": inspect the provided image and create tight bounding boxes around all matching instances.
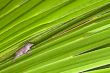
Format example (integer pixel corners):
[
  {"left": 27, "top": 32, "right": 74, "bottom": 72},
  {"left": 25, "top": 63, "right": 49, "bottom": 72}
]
[{"left": 26, "top": 43, "right": 34, "bottom": 48}]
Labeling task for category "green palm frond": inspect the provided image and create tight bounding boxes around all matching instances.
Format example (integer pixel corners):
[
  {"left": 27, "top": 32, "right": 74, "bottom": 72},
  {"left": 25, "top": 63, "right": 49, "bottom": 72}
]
[{"left": 0, "top": 0, "right": 110, "bottom": 73}]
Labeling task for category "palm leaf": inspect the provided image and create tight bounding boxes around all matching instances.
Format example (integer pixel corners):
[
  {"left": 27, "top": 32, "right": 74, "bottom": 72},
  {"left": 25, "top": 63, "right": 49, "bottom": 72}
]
[{"left": 0, "top": 0, "right": 110, "bottom": 73}]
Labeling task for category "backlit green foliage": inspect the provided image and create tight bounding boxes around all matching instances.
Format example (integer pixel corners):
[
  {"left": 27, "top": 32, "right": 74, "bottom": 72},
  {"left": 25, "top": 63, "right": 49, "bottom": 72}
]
[{"left": 0, "top": 0, "right": 110, "bottom": 73}]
